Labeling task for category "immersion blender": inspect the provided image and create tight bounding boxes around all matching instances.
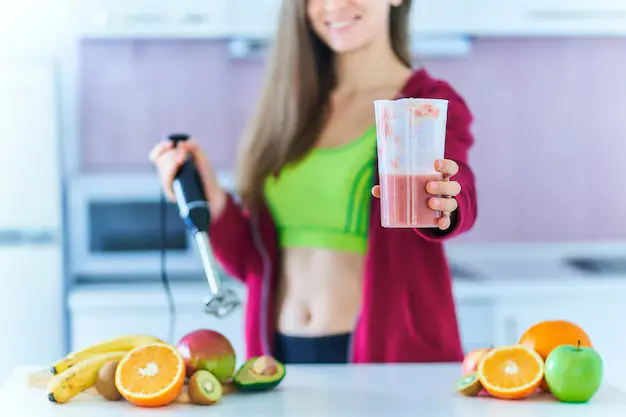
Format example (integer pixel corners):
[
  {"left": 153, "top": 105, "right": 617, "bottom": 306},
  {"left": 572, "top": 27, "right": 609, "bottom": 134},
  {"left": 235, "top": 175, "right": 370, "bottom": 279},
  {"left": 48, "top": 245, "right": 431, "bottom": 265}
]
[{"left": 168, "top": 133, "right": 241, "bottom": 318}]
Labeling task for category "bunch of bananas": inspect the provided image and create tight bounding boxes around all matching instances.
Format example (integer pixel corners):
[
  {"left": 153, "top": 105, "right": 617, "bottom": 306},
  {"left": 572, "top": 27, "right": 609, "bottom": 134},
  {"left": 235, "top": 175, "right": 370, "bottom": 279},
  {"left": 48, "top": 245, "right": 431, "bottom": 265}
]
[{"left": 47, "top": 334, "right": 164, "bottom": 404}]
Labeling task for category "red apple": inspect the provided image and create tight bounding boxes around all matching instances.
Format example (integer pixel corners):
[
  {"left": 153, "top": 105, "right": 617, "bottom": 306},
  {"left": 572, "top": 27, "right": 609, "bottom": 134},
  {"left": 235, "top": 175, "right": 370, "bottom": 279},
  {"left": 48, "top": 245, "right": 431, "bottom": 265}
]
[
  {"left": 176, "top": 329, "right": 236, "bottom": 382},
  {"left": 462, "top": 347, "right": 492, "bottom": 376}
]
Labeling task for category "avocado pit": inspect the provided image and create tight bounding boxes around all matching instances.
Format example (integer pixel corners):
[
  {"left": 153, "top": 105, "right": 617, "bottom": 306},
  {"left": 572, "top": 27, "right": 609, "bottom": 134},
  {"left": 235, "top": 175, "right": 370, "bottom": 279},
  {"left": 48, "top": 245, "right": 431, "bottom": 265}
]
[{"left": 252, "top": 356, "right": 279, "bottom": 376}]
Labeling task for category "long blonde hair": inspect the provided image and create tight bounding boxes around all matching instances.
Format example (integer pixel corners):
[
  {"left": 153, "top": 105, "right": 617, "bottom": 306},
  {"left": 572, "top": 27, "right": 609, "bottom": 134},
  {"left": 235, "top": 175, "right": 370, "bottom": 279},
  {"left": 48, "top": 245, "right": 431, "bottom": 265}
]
[{"left": 236, "top": 0, "right": 413, "bottom": 209}]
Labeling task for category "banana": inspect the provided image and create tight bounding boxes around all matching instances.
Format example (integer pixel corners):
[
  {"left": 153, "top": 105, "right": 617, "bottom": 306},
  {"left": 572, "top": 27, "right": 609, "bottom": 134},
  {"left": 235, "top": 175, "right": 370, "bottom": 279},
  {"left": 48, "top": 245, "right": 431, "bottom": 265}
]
[
  {"left": 47, "top": 351, "right": 128, "bottom": 404},
  {"left": 51, "top": 334, "right": 164, "bottom": 374}
]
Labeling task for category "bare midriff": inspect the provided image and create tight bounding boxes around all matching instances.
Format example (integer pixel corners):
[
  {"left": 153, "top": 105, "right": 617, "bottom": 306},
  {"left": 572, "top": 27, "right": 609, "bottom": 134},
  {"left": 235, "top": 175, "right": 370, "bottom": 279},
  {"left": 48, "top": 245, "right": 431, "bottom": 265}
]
[{"left": 274, "top": 247, "right": 364, "bottom": 336}]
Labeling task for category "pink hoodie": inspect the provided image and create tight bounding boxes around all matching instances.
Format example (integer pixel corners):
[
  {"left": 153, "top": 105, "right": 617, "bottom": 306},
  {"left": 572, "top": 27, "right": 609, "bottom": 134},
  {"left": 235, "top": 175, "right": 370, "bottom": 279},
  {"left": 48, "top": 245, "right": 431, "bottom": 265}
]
[{"left": 209, "top": 69, "right": 477, "bottom": 363}]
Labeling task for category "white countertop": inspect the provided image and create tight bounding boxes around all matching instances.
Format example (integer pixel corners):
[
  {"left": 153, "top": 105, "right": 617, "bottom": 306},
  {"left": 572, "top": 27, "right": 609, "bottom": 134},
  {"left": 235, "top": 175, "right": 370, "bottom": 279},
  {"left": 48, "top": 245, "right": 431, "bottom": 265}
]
[{"left": 3, "top": 364, "right": 625, "bottom": 416}]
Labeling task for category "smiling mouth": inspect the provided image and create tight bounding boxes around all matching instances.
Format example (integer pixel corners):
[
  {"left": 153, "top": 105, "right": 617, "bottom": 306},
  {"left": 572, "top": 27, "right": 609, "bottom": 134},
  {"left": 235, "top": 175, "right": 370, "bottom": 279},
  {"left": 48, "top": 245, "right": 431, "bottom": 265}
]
[{"left": 325, "top": 16, "right": 362, "bottom": 29}]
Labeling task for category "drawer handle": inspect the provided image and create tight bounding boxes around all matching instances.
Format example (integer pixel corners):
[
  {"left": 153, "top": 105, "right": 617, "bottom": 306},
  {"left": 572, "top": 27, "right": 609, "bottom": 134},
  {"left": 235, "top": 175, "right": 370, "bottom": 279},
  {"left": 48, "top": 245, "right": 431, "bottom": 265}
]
[
  {"left": 526, "top": 10, "right": 626, "bottom": 20},
  {"left": 125, "top": 13, "right": 164, "bottom": 25},
  {"left": 181, "top": 13, "right": 211, "bottom": 25}
]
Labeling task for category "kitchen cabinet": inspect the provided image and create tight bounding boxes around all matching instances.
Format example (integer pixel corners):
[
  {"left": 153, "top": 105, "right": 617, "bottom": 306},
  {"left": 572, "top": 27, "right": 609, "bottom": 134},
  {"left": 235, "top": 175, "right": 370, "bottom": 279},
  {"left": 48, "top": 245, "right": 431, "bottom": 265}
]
[
  {"left": 411, "top": 0, "right": 473, "bottom": 35},
  {"left": 472, "top": 0, "right": 626, "bottom": 36},
  {"left": 455, "top": 301, "right": 494, "bottom": 354},
  {"left": 69, "top": 289, "right": 495, "bottom": 362},
  {"left": 67, "top": 0, "right": 626, "bottom": 40},
  {"left": 227, "top": 0, "right": 474, "bottom": 39},
  {"left": 0, "top": 247, "right": 63, "bottom": 384},
  {"left": 71, "top": 305, "right": 248, "bottom": 367},
  {"left": 73, "top": 295, "right": 490, "bottom": 364},
  {"left": 227, "top": 0, "right": 282, "bottom": 38},
  {"left": 73, "top": 0, "right": 230, "bottom": 38},
  {"left": 69, "top": 284, "right": 248, "bottom": 368},
  {"left": 70, "top": 306, "right": 169, "bottom": 350}
]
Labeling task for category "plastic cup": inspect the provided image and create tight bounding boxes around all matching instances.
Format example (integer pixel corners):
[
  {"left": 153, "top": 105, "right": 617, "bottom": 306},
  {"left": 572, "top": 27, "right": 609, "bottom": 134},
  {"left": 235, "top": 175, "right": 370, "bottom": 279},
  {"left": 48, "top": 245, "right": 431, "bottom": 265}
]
[{"left": 373, "top": 98, "right": 449, "bottom": 228}]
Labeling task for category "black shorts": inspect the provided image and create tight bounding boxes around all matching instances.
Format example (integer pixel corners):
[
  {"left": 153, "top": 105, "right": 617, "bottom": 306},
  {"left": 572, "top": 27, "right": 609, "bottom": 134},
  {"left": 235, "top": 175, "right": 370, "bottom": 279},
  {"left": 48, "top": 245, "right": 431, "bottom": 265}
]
[{"left": 273, "top": 332, "right": 351, "bottom": 364}]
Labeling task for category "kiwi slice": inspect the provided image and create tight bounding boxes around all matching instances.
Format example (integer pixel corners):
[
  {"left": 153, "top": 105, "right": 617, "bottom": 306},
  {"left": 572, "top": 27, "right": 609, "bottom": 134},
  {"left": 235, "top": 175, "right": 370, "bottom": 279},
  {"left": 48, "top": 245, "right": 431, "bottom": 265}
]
[
  {"left": 455, "top": 372, "right": 483, "bottom": 397},
  {"left": 188, "top": 370, "right": 223, "bottom": 405}
]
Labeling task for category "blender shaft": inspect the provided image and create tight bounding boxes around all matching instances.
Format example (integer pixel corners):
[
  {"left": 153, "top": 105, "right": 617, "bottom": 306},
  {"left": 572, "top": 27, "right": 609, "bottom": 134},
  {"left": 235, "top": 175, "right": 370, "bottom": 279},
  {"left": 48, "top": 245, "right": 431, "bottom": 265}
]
[{"left": 194, "top": 231, "right": 221, "bottom": 296}]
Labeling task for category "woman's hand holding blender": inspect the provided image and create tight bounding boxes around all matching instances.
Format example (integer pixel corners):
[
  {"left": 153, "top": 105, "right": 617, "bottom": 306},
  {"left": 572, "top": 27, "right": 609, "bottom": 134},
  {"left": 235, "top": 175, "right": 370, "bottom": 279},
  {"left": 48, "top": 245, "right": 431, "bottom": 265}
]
[{"left": 149, "top": 139, "right": 228, "bottom": 220}]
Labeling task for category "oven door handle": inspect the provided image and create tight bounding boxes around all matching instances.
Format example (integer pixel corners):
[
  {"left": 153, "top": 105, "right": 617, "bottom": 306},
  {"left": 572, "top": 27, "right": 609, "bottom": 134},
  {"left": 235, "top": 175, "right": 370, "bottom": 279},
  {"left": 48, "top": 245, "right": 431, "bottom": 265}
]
[{"left": 0, "top": 228, "right": 59, "bottom": 246}]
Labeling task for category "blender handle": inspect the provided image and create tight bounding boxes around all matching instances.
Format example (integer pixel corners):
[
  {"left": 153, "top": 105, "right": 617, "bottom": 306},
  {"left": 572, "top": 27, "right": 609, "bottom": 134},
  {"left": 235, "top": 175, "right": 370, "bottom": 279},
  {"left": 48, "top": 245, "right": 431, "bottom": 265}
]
[{"left": 167, "top": 133, "right": 210, "bottom": 234}]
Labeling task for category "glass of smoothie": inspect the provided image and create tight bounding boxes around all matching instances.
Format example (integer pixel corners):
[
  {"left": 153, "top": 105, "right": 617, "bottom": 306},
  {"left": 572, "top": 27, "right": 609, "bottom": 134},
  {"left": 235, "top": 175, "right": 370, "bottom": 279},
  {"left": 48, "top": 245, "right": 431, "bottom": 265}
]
[{"left": 373, "top": 97, "right": 448, "bottom": 228}]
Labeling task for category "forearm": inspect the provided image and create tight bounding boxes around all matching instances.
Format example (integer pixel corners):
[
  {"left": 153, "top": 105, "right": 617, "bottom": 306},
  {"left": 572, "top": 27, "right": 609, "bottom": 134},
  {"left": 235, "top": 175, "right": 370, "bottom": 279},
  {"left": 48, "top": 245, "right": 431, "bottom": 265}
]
[{"left": 208, "top": 193, "right": 264, "bottom": 281}]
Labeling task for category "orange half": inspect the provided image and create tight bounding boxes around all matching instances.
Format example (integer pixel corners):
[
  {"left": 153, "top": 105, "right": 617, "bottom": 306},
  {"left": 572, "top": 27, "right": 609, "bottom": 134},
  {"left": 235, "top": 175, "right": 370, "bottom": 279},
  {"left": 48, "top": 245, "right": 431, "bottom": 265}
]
[
  {"left": 477, "top": 345, "right": 544, "bottom": 400},
  {"left": 115, "top": 343, "right": 185, "bottom": 407}
]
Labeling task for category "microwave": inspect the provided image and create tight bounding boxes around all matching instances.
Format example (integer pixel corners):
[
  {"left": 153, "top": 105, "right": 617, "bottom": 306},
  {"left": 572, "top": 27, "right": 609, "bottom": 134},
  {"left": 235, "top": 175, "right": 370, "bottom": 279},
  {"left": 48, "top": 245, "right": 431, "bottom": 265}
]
[{"left": 67, "top": 172, "right": 235, "bottom": 282}]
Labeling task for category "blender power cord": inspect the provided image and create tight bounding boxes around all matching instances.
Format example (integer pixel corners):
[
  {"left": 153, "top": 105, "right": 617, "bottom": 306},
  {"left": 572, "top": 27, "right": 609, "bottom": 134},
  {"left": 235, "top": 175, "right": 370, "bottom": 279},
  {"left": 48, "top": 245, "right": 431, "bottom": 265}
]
[{"left": 160, "top": 190, "right": 176, "bottom": 345}]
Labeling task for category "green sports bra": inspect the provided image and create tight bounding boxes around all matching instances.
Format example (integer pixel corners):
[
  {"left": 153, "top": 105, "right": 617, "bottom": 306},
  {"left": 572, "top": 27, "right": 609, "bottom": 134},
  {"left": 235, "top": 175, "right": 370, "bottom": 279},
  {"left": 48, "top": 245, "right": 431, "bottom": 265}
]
[{"left": 263, "top": 126, "right": 377, "bottom": 254}]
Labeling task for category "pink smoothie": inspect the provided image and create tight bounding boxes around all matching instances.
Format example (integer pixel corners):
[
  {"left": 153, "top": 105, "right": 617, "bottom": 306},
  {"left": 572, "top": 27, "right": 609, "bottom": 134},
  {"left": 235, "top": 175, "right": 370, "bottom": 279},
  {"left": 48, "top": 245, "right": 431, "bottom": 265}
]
[{"left": 380, "top": 173, "right": 443, "bottom": 228}]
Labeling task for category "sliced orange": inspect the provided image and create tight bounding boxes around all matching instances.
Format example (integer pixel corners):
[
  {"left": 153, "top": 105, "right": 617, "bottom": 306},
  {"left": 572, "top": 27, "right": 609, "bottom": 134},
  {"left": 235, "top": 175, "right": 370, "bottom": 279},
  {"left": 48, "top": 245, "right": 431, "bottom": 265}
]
[
  {"left": 477, "top": 344, "right": 544, "bottom": 400},
  {"left": 115, "top": 343, "right": 185, "bottom": 407}
]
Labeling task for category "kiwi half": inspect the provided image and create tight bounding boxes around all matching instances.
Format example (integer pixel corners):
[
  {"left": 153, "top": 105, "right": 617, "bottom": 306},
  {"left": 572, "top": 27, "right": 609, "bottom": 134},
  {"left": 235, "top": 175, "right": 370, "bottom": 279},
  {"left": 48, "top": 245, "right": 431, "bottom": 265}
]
[
  {"left": 455, "top": 372, "right": 483, "bottom": 397},
  {"left": 188, "top": 370, "right": 223, "bottom": 405}
]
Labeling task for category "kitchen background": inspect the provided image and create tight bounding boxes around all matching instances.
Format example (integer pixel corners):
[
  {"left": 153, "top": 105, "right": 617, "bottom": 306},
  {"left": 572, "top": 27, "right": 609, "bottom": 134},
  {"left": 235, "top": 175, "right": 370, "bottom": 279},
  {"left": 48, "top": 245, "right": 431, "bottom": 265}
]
[{"left": 1, "top": 0, "right": 626, "bottom": 387}]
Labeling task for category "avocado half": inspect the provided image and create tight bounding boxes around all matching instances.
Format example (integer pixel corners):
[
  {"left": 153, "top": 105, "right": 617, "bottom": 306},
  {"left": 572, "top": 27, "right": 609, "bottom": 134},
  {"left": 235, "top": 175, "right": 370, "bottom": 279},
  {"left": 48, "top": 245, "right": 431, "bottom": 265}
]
[{"left": 233, "top": 356, "right": 286, "bottom": 392}]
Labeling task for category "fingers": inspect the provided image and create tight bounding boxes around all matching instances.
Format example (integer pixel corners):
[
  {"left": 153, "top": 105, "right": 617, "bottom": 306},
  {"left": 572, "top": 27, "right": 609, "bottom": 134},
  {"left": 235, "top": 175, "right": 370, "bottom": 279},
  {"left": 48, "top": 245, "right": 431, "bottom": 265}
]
[
  {"left": 373, "top": 182, "right": 459, "bottom": 208},
  {"left": 435, "top": 159, "right": 459, "bottom": 178},
  {"left": 149, "top": 138, "right": 200, "bottom": 164},
  {"left": 149, "top": 138, "right": 217, "bottom": 203},
  {"left": 426, "top": 180, "right": 461, "bottom": 197},
  {"left": 180, "top": 140, "right": 211, "bottom": 178},
  {"left": 148, "top": 141, "right": 174, "bottom": 163},
  {"left": 373, "top": 180, "right": 456, "bottom": 230},
  {"left": 372, "top": 171, "right": 457, "bottom": 230},
  {"left": 437, "top": 212, "right": 452, "bottom": 230},
  {"left": 180, "top": 139, "right": 201, "bottom": 153},
  {"left": 157, "top": 160, "right": 179, "bottom": 202},
  {"left": 179, "top": 141, "right": 219, "bottom": 201},
  {"left": 149, "top": 142, "right": 191, "bottom": 202},
  {"left": 429, "top": 197, "right": 458, "bottom": 213},
  {"left": 176, "top": 140, "right": 201, "bottom": 160}
]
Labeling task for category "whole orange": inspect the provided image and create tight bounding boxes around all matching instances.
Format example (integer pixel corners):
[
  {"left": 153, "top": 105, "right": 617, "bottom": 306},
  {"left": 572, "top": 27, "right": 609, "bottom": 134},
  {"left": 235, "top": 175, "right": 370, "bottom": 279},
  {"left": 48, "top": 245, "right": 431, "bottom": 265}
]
[{"left": 518, "top": 320, "right": 592, "bottom": 361}]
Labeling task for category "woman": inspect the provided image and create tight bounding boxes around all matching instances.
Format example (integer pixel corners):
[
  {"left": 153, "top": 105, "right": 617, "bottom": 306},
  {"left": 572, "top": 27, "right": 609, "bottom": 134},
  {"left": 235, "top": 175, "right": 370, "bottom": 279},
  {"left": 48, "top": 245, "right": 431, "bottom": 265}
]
[{"left": 150, "top": 0, "right": 477, "bottom": 364}]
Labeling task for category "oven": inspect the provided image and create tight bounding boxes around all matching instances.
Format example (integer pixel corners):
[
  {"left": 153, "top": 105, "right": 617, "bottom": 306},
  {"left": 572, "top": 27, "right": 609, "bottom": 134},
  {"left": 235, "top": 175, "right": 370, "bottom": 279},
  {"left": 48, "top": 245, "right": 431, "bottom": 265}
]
[{"left": 67, "top": 172, "right": 235, "bottom": 282}]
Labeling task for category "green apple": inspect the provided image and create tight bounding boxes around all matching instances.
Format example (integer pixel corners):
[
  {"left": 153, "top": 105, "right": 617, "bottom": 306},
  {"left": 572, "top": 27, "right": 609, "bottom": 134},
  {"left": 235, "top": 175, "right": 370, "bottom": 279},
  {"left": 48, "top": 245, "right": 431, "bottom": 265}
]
[{"left": 544, "top": 341, "right": 603, "bottom": 403}]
